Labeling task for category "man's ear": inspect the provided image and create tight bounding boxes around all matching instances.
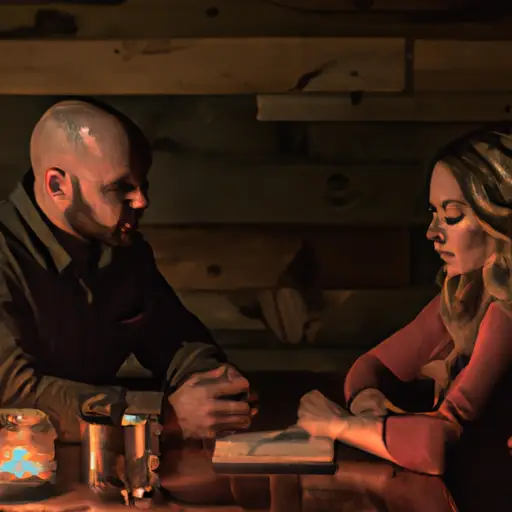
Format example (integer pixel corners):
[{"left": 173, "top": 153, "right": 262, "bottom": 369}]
[{"left": 44, "top": 168, "right": 71, "bottom": 203}]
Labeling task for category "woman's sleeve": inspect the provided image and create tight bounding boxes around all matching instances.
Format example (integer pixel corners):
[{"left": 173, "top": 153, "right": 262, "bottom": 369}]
[
  {"left": 384, "top": 302, "right": 512, "bottom": 474},
  {"left": 344, "top": 294, "right": 449, "bottom": 404}
]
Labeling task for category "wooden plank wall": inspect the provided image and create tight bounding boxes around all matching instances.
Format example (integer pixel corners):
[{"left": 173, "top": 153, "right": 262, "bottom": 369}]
[{"left": 0, "top": 0, "right": 508, "bottom": 370}]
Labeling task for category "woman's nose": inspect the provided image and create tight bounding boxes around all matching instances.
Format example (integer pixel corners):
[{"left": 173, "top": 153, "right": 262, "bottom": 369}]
[{"left": 426, "top": 218, "right": 444, "bottom": 243}]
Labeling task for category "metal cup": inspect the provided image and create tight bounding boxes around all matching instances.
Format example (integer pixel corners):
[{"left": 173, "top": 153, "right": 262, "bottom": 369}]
[
  {"left": 81, "top": 421, "right": 124, "bottom": 500},
  {"left": 121, "top": 414, "right": 160, "bottom": 505}
]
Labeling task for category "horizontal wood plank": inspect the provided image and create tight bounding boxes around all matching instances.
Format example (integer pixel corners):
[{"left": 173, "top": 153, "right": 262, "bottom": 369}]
[
  {"left": 142, "top": 226, "right": 411, "bottom": 291},
  {"left": 142, "top": 227, "right": 302, "bottom": 291},
  {"left": 0, "top": 37, "right": 405, "bottom": 95},
  {"left": 1, "top": 1, "right": 506, "bottom": 40},
  {"left": 171, "top": 287, "right": 438, "bottom": 347},
  {"left": 0, "top": 0, "right": 462, "bottom": 7},
  {"left": 142, "top": 154, "right": 427, "bottom": 225},
  {"left": 308, "top": 122, "right": 482, "bottom": 163},
  {"left": 414, "top": 40, "right": 512, "bottom": 92},
  {"left": 316, "top": 287, "right": 437, "bottom": 345},
  {"left": 246, "top": 0, "right": 460, "bottom": 10},
  {"left": 257, "top": 93, "right": 512, "bottom": 121}
]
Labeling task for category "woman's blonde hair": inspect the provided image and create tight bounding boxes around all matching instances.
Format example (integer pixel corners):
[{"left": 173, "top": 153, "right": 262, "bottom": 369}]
[{"left": 431, "top": 127, "right": 512, "bottom": 305}]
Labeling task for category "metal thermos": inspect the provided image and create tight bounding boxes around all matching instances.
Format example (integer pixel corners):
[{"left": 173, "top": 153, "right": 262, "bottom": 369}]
[
  {"left": 81, "top": 421, "right": 124, "bottom": 500},
  {"left": 81, "top": 415, "right": 159, "bottom": 506},
  {"left": 121, "top": 414, "right": 156, "bottom": 503}
]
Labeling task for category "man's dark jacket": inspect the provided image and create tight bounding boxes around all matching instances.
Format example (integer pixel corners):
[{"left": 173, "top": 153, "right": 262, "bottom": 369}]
[{"left": 0, "top": 173, "right": 227, "bottom": 441}]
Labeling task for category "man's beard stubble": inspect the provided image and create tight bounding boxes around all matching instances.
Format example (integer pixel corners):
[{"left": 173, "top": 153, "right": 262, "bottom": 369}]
[{"left": 65, "top": 177, "right": 139, "bottom": 247}]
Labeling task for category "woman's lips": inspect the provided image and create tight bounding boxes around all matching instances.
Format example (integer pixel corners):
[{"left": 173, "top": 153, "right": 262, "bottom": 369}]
[{"left": 438, "top": 251, "right": 455, "bottom": 260}]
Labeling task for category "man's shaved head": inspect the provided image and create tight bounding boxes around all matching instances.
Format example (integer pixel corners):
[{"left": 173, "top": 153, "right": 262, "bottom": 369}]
[
  {"left": 31, "top": 100, "right": 130, "bottom": 181},
  {"left": 31, "top": 99, "right": 151, "bottom": 246}
]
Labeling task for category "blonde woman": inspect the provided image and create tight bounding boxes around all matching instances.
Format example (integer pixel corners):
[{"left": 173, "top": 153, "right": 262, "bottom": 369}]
[{"left": 298, "top": 128, "right": 512, "bottom": 511}]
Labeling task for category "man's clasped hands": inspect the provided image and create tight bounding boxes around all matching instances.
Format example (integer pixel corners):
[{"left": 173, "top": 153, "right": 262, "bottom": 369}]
[{"left": 167, "top": 364, "right": 357, "bottom": 441}]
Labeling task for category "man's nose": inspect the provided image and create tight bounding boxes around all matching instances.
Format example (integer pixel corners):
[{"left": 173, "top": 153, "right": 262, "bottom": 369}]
[{"left": 128, "top": 188, "right": 148, "bottom": 210}]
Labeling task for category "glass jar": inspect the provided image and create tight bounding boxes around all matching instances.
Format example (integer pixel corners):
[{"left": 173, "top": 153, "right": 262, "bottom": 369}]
[{"left": 0, "top": 409, "right": 56, "bottom": 503}]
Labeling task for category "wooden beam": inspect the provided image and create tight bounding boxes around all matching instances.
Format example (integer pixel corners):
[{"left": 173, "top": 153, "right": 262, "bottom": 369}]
[
  {"left": 143, "top": 154, "right": 427, "bottom": 225},
  {"left": 308, "top": 122, "right": 483, "bottom": 163},
  {"left": 414, "top": 40, "right": 512, "bottom": 92},
  {"left": 0, "top": 37, "right": 405, "bottom": 95},
  {"left": 142, "top": 226, "right": 302, "bottom": 291},
  {"left": 2, "top": 0, "right": 511, "bottom": 39},
  {"left": 141, "top": 225, "right": 411, "bottom": 291},
  {"left": 0, "top": 0, "right": 455, "bottom": 7},
  {"left": 169, "top": 287, "right": 437, "bottom": 344},
  {"left": 245, "top": 0, "right": 464, "bottom": 10},
  {"left": 256, "top": 93, "right": 512, "bottom": 121}
]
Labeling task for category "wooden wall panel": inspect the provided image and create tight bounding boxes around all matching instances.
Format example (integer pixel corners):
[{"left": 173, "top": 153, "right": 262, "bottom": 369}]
[
  {"left": 257, "top": 93, "right": 512, "bottom": 122},
  {"left": 171, "top": 287, "right": 438, "bottom": 347},
  {"left": 142, "top": 225, "right": 411, "bottom": 291},
  {"left": 0, "top": 38, "right": 405, "bottom": 95},
  {"left": 414, "top": 41, "right": 512, "bottom": 92},
  {"left": 142, "top": 227, "right": 302, "bottom": 291},
  {"left": 311, "top": 226, "right": 410, "bottom": 289},
  {"left": 316, "top": 287, "right": 437, "bottom": 345},
  {"left": 143, "top": 153, "right": 426, "bottom": 225},
  {"left": 307, "top": 123, "right": 482, "bottom": 163},
  {"left": 2, "top": 0, "right": 506, "bottom": 39},
  {"left": 252, "top": 0, "right": 457, "bottom": 10}
]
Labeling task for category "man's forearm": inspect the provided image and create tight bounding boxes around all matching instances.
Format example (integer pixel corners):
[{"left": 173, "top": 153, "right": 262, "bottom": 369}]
[
  {"left": 164, "top": 341, "right": 228, "bottom": 392},
  {"left": 0, "top": 345, "right": 130, "bottom": 442}
]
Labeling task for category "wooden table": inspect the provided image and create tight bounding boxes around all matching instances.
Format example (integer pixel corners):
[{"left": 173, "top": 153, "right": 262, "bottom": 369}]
[{"left": 0, "top": 441, "right": 457, "bottom": 512}]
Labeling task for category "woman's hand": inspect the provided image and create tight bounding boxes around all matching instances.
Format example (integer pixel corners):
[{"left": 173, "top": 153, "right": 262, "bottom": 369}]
[
  {"left": 297, "top": 389, "right": 349, "bottom": 439},
  {"left": 349, "top": 388, "right": 390, "bottom": 416}
]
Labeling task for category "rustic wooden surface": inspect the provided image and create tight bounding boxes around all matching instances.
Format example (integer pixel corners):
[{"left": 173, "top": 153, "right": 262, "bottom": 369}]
[
  {"left": 307, "top": 122, "right": 484, "bottom": 162},
  {"left": 141, "top": 225, "right": 411, "bottom": 290},
  {"left": 257, "top": 93, "right": 512, "bottom": 122},
  {"left": 0, "top": 37, "right": 405, "bottom": 95},
  {"left": 1, "top": 0, "right": 512, "bottom": 39},
  {"left": 414, "top": 40, "right": 512, "bottom": 92},
  {"left": 143, "top": 155, "right": 426, "bottom": 225}
]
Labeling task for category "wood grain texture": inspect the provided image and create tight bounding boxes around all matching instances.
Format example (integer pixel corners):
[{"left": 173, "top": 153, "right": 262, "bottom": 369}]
[
  {"left": 0, "top": 37, "right": 405, "bottom": 94},
  {"left": 169, "top": 287, "right": 438, "bottom": 347},
  {"left": 414, "top": 41, "right": 512, "bottom": 92},
  {"left": 257, "top": 93, "right": 512, "bottom": 122},
  {"left": 141, "top": 226, "right": 302, "bottom": 291},
  {"left": 249, "top": 0, "right": 459, "bottom": 10},
  {"left": 141, "top": 225, "right": 411, "bottom": 291},
  {"left": 308, "top": 123, "right": 483, "bottom": 163},
  {"left": 142, "top": 154, "right": 426, "bottom": 225},
  {"left": 2, "top": 0, "right": 507, "bottom": 39}
]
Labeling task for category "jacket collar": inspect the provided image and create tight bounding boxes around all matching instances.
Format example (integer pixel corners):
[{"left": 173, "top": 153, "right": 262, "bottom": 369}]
[{"left": 8, "top": 171, "right": 112, "bottom": 273}]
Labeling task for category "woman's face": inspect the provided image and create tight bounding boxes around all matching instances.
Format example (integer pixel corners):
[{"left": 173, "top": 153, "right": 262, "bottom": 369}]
[{"left": 427, "top": 162, "right": 496, "bottom": 277}]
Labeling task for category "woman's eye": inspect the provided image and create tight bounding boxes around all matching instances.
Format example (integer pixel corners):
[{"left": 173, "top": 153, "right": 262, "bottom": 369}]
[{"left": 445, "top": 214, "right": 464, "bottom": 225}]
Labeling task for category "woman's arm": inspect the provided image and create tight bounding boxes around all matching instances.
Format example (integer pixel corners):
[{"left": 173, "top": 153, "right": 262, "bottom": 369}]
[
  {"left": 345, "top": 294, "right": 449, "bottom": 411},
  {"left": 300, "top": 302, "right": 512, "bottom": 476}
]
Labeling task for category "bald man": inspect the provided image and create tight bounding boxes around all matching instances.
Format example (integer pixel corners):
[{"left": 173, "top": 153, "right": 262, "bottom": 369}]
[{"left": 0, "top": 100, "right": 254, "bottom": 442}]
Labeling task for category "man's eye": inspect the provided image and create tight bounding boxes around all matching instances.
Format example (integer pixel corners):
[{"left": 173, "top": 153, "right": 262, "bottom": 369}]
[{"left": 105, "top": 182, "right": 134, "bottom": 194}]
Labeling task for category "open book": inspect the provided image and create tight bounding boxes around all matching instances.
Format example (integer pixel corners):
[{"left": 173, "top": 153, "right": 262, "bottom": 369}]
[{"left": 212, "top": 426, "right": 336, "bottom": 475}]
